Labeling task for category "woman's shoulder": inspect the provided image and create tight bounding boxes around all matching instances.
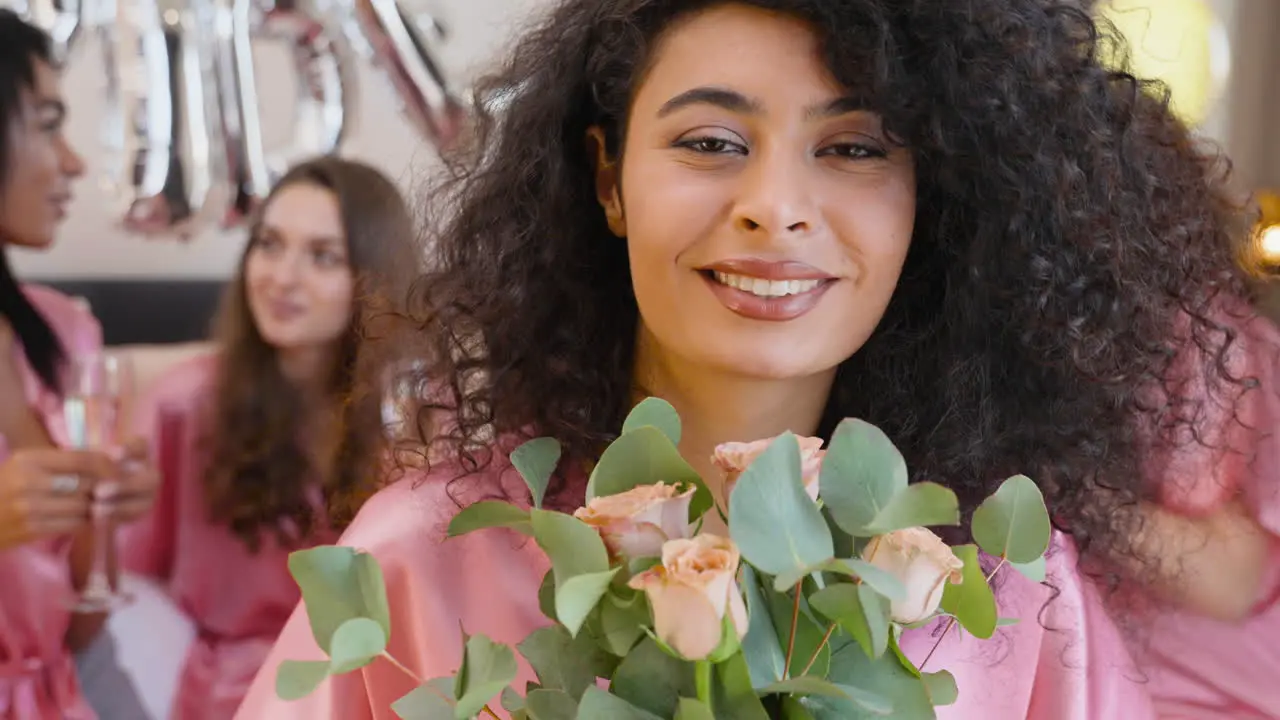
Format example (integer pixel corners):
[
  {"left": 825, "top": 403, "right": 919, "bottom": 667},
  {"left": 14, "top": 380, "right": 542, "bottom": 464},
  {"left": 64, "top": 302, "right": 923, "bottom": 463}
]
[
  {"left": 20, "top": 283, "right": 101, "bottom": 354},
  {"left": 143, "top": 349, "right": 220, "bottom": 403},
  {"left": 337, "top": 455, "right": 532, "bottom": 554}
]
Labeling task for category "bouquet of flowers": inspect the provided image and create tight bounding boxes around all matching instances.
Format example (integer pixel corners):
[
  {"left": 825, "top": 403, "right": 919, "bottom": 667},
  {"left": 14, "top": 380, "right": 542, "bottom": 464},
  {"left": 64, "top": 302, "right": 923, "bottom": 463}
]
[{"left": 275, "top": 398, "right": 1051, "bottom": 719}]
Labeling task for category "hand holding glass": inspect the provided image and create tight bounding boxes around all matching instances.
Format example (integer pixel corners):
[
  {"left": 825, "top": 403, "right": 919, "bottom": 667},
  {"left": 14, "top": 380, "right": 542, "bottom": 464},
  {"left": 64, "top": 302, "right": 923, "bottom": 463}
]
[{"left": 64, "top": 352, "right": 133, "bottom": 612}]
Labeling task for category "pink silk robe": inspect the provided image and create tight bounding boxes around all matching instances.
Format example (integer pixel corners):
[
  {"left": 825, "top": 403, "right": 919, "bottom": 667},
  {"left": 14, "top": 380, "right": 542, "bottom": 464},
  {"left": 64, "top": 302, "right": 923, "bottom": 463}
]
[
  {"left": 0, "top": 285, "right": 102, "bottom": 719},
  {"left": 1138, "top": 308, "right": 1280, "bottom": 719},
  {"left": 119, "top": 353, "right": 336, "bottom": 720},
  {"left": 233, "top": 454, "right": 1157, "bottom": 720}
]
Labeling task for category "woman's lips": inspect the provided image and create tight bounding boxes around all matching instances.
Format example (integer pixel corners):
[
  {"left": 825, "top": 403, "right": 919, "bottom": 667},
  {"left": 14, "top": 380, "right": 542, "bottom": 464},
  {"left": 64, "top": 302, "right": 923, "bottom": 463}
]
[{"left": 698, "top": 259, "right": 836, "bottom": 322}]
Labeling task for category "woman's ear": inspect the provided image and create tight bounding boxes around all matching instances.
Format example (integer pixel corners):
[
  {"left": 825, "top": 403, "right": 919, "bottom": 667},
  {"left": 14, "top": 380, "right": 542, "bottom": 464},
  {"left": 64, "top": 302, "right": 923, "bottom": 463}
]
[{"left": 586, "top": 126, "right": 626, "bottom": 237}]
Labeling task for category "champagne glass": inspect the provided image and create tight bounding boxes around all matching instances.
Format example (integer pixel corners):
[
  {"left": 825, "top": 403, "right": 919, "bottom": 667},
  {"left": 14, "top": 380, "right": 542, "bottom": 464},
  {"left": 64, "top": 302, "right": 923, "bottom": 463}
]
[
  {"left": 64, "top": 351, "right": 134, "bottom": 613},
  {"left": 381, "top": 359, "right": 425, "bottom": 442}
]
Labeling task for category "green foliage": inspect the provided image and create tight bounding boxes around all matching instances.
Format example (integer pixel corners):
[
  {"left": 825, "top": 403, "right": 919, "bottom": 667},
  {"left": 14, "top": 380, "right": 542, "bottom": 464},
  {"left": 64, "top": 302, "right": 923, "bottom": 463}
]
[
  {"left": 728, "top": 433, "right": 834, "bottom": 582},
  {"left": 277, "top": 409, "right": 1056, "bottom": 719},
  {"left": 939, "top": 545, "right": 998, "bottom": 640},
  {"left": 971, "top": 475, "right": 1052, "bottom": 564}
]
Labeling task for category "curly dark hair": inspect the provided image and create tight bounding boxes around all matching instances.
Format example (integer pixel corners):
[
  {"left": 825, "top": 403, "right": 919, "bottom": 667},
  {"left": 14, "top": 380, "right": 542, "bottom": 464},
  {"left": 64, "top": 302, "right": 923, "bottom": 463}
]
[
  {"left": 205, "top": 156, "right": 417, "bottom": 549},
  {"left": 404, "top": 0, "right": 1268, "bottom": 578}
]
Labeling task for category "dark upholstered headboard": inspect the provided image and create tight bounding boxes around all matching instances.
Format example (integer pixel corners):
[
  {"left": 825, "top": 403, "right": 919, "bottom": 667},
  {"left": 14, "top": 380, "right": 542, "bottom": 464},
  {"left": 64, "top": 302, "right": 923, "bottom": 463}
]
[{"left": 41, "top": 279, "right": 226, "bottom": 345}]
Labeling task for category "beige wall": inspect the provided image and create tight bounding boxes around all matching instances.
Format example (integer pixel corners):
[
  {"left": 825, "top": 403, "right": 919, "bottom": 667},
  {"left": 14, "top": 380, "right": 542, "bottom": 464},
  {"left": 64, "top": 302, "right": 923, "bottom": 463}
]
[
  {"left": 11, "top": 0, "right": 545, "bottom": 280},
  {"left": 10, "top": 0, "right": 1277, "bottom": 280}
]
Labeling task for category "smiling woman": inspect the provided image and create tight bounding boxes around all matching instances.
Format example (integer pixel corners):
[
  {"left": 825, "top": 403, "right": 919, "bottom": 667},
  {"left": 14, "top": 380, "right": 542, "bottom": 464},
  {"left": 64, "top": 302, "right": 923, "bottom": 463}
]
[{"left": 236, "top": 0, "right": 1274, "bottom": 718}]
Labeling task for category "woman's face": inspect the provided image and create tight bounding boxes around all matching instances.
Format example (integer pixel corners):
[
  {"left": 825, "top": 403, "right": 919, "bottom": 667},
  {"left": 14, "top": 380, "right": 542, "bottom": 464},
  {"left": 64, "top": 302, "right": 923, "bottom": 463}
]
[
  {"left": 244, "top": 182, "right": 354, "bottom": 352},
  {"left": 0, "top": 58, "right": 84, "bottom": 249},
  {"left": 597, "top": 4, "right": 916, "bottom": 381}
]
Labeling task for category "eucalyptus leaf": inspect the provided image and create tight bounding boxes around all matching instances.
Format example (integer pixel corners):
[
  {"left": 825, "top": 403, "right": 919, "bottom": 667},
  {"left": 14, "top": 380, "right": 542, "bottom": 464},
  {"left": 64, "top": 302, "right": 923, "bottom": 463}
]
[
  {"left": 556, "top": 568, "right": 619, "bottom": 637},
  {"left": 996, "top": 617, "right": 1021, "bottom": 627},
  {"left": 512, "top": 437, "right": 563, "bottom": 509},
  {"left": 781, "top": 696, "right": 818, "bottom": 719},
  {"left": 729, "top": 433, "right": 834, "bottom": 581},
  {"left": 390, "top": 682, "right": 455, "bottom": 720},
  {"left": 598, "top": 590, "right": 650, "bottom": 656},
  {"left": 275, "top": 659, "right": 329, "bottom": 701},
  {"left": 538, "top": 570, "right": 558, "bottom": 622},
  {"left": 760, "top": 676, "right": 851, "bottom": 698},
  {"left": 328, "top": 617, "right": 388, "bottom": 674},
  {"left": 353, "top": 552, "right": 392, "bottom": 639},
  {"left": 713, "top": 652, "right": 771, "bottom": 719},
  {"left": 819, "top": 419, "right": 908, "bottom": 536},
  {"left": 808, "top": 636, "right": 928, "bottom": 719},
  {"left": 888, "top": 632, "right": 921, "bottom": 678},
  {"left": 970, "top": 475, "right": 1051, "bottom": 564},
  {"left": 622, "top": 397, "right": 682, "bottom": 445},
  {"left": 575, "top": 687, "right": 664, "bottom": 720},
  {"left": 586, "top": 426, "right": 713, "bottom": 519},
  {"left": 502, "top": 686, "right": 526, "bottom": 713},
  {"left": 809, "top": 583, "right": 890, "bottom": 659},
  {"left": 922, "top": 670, "right": 958, "bottom": 706},
  {"left": 740, "top": 565, "right": 786, "bottom": 689},
  {"left": 526, "top": 689, "right": 580, "bottom": 720},
  {"left": 824, "top": 559, "right": 907, "bottom": 602},
  {"left": 609, "top": 638, "right": 696, "bottom": 717},
  {"left": 531, "top": 509, "right": 610, "bottom": 581},
  {"left": 448, "top": 501, "right": 533, "bottom": 538},
  {"left": 938, "top": 544, "right": 997, "bottom": 640},
  {"left": 673, "top": 698, "right": 715, "bottom": 720},
  {"left": 288, "top": 546, "right": 392, "bottom": 652},
  {"left": 1009, "top": 555, "right": 1047, "bottom": 583},
  {"left": 518, "top": 625, "right": 617, "bottom": 701},
  {"left": 863, "top": 482, "right": 961, "bottom": 535},
  {"left": 454, "top": 635, "right": 520, "bottom": 719}
]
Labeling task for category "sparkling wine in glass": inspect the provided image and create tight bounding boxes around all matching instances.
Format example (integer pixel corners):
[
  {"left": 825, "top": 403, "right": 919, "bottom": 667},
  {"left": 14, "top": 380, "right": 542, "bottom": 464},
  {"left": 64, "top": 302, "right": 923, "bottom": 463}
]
[
  {"left": 64, "top": 351, "right": 133, "bottom": 613},
  {"left": 381, "top": 359, "right": 426, "bottom": 442}
]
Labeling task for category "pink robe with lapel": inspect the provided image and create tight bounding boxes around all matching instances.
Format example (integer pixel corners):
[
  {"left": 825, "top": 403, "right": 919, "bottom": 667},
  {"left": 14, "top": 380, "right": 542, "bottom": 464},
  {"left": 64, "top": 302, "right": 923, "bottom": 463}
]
[
  {"left": 0, "top": 285, "right": 102, "bottom": 719},
  {"left": 119, "top": 353, "right": 337, "bottom": 719}
]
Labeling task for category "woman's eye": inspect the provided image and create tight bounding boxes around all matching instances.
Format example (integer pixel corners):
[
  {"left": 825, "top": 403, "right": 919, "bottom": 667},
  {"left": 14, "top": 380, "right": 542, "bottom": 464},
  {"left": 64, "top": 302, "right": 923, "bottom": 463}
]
[
  {"left": 819, "top": 143, "right": 887, "bottom": 160},
  {"left": 677, "top": 137, "right": 745, "bottom": 155}
]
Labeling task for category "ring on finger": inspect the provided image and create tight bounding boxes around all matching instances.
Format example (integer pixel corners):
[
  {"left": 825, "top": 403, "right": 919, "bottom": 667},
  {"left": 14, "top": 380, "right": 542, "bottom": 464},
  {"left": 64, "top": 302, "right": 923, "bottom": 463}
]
[{"left": 49, "top": 475, "right": 81, "bottom": 494}]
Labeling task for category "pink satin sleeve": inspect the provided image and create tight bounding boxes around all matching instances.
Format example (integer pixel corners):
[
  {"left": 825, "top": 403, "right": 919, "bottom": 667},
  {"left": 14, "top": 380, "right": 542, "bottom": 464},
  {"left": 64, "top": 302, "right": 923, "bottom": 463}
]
[
  {"left": 897, "top": 534, "right": 1154, "bottom": 719},
  {"left": 233, "top": 471, "right": 551, "bottom": 720}
]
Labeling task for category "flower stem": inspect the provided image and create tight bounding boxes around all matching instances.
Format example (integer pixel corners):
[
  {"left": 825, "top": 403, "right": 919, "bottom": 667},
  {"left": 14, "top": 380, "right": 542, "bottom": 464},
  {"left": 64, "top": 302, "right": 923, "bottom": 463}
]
[
  {"left": 380, "top": 651, "right": 425, "bottom": 685},
  {"left": 695, "top": 660, "right": 714, "bottom": 712},
  {"left": 782, "top": 582, "right": 802, "bottom": 679},
  {"left": 801, "top": 624, "right": 837, "bottom": 676}
]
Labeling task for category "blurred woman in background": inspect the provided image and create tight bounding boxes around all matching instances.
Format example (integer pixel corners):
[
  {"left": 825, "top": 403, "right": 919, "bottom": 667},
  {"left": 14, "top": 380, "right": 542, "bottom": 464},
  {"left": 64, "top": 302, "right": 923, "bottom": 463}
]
[
  {"left": 0, "top": 10, "right": 155, "bottom": 718},
  {"left": 119, "top": 156, "right": 418, "bottom": 719}
]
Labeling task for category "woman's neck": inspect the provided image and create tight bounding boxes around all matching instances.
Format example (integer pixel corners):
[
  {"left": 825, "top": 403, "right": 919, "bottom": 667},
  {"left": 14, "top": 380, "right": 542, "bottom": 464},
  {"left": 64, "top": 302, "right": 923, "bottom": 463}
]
[
  {"left": 277, "top": 345, "right": 336, "bottom": 397},
  {"left": 631, "top": 326, "right": 834, "bottom": 532}
]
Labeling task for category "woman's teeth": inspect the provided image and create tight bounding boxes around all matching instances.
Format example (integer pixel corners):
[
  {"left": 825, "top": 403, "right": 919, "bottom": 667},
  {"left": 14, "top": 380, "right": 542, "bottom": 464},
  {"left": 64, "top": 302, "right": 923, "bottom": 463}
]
[{"left": 712, "top": 271, "right": 822, "bottom": 297}]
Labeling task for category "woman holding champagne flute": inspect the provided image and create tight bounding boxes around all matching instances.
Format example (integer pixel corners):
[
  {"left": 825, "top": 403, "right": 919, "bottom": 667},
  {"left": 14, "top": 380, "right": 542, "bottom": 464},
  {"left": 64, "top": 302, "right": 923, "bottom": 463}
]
[
  {"left": 0, "top": 10, "right": 157, "bottom": 718},
  {"left": 119, "top": 156, "right": 419, "bottom": 720}
]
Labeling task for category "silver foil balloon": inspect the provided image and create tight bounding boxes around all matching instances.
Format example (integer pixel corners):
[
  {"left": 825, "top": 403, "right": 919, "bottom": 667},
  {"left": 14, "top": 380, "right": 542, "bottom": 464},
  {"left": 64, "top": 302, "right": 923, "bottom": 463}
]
[
  {"left": 6, "top": 0, "right": 90, "bottom": 61},
  {"left": 347, "top": 0, "right": 466, "bottom": 148},
  {"left": 99, "top": 0, "right": 230, "bottom": 238},
  {"left": 210, "top": 0, "right": 356, "bottom": 227}
]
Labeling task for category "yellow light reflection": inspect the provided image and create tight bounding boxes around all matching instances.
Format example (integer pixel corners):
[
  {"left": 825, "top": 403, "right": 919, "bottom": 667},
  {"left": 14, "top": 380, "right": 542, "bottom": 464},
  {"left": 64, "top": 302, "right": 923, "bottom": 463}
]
[{"left": 1260, "top": 225, "right": 1280, "bottom": 264}]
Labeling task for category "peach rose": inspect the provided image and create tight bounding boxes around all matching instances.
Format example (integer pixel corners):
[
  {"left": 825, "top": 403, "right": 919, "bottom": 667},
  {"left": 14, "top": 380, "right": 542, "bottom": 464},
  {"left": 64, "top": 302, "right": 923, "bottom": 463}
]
[
  {"left": 573, "top": 482, "right": 695, "bottom": 560},
  {"left": 861, "top": 527, "right": 965, "bottom": 624},
  {"left": 628, "top": 534, "right": 750, "bottom": 661},
  {"left": 714, "top": 435, "right": 825, "bottom": 502}
]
